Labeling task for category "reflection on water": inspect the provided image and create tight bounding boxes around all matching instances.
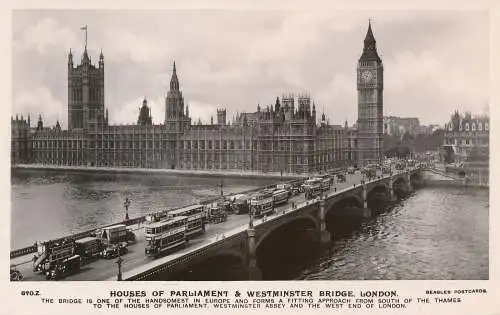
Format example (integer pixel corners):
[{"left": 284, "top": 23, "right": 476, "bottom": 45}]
[
  {"left": 166, "top": 186, "right": 488, "bottom": 281},
  {"left": 11, "top": 169, "right": 275, "bottom": 248},
  {"left": 294, "top": 187, "right": 489, "bottom": 280}
]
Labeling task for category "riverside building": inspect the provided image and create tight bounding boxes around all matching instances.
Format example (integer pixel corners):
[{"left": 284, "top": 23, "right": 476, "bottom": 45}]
[
  {"left": 11, "top": 22, "right": 386, "bottom": 173},
  {"left": 443, "top": 111, "right": 489, "bottom": 186}
]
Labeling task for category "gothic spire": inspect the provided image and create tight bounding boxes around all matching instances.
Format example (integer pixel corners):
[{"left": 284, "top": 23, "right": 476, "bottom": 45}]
[
  {"left": 79, "top": 25, "right": 91, "bottom": 65},
  {"left": 360, "top": 20, "right": 381, "bottom": 63},
  {"left": 364, "top": 20, "right": 375, "bottom": 45},
  {"left": 170, "top": 60, "right": 179, "bottom": 91}
]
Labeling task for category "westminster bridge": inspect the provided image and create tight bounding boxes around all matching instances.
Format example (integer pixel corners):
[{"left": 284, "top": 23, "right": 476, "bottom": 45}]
[
  {"left": 120, "top": 167, "right": 425, "bottom": 281},
  {"left": 10, "top": 167, "right": 438, "bottom": 281}
]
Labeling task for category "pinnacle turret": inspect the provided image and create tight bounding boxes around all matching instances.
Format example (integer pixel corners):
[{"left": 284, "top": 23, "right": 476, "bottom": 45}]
[{"left": 68, "top": 49, "right": 73, "bottom": 66}]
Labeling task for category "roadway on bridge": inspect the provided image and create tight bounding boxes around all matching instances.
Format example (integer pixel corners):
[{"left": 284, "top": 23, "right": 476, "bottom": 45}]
[{"left": 14, "top": 172, "right": 369, "bottom": 281}]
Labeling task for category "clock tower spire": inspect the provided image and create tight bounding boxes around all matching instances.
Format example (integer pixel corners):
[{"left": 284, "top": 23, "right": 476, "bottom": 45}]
[{"left": 357, "top": 20, "right": 384, "bottom": 165}]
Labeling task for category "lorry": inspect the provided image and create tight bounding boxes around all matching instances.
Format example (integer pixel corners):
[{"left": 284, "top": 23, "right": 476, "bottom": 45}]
[
  {"left": 94, "top": 224, "right": 136, "bottom": 245},
  {"left": 320, "top": 178, "right": 331, "bottom": 192},
  {"left": 362, "top": 167, "right": 377, "bottom": 180},
  {"left": 231, "top": 194, "right": 250, "bottom": 214},
  {"left": 74, "top": 237, "right": 103, "bottom": 263}
]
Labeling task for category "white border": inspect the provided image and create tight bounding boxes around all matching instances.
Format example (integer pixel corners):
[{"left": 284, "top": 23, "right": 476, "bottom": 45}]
[{"left": 1, "top": 1, "right": 498, "bottom": 315}]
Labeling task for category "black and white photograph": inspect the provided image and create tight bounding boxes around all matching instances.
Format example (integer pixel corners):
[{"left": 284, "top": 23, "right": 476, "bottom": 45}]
[{"left": 8, "top": 7, "right": 490, "bottom": 287}]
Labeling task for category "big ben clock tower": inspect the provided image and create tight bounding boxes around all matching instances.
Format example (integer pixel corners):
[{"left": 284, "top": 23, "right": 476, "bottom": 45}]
[{"left": 357, "top": 21, "right": 384, "bottom": 165}]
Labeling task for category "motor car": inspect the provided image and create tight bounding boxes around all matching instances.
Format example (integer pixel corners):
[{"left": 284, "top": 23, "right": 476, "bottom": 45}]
[{"left": 100, "top": 243, "right": 128, "bottom": 259}]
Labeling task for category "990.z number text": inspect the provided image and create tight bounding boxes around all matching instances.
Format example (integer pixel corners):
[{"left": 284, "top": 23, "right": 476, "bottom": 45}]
[{"left": 21, "top": 290, "right": 40, "bottom": 296}]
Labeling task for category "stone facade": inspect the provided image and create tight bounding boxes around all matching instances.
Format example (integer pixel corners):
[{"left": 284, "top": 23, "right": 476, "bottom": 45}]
[
  {"left": 12, "top": 51, "right": 347, "bottom": 174},
  {"left": 11, "top": 23, "right": 388, "bottom": 174},
  {"left": 443, "top": 111, "right": 489, "bottom": 185},
  {"left": 10, "top": 115, "right": 31, "bottom": 164}
]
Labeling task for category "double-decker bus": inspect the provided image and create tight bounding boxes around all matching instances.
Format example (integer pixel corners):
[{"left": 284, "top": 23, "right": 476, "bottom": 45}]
[
  {"left": 250, "top": 190, "right": 274, "bottom": 217},
  {"left": 303, "top": 178, "right": 323, "bottom": 199},
  {"left": 272, "top": 189, "right": 289, "bottom": 206},
  {"left": 145, "top": 210, "right": 170, "bottom": 223},
  {"left": 169, "top": 204, "right": 206, "bottom": 238},
  {"left": 144, "top": 216, "right": 188, "bottom": 258}
]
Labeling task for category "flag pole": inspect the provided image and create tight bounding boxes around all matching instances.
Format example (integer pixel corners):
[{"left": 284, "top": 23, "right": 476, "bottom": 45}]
[{"left": 81, "top": 25, "right": 88, "bottom": 50}]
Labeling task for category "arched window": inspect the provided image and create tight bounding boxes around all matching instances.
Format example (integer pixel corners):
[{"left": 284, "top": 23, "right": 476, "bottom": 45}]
[
  {"left": 465, "top": 123, "right": 470, "bottom": 131},
  {"left": 478, "top": 122, "right": 483, "bottom": 131},
  {"left": 472, "top": 123, "right": 476, "bottom": 131},
  {"left": 485, "top": 123, "right": 489, "bottom": 131},
  {"left": 459, "top": 122, "right": 463, "bottom": 131}
]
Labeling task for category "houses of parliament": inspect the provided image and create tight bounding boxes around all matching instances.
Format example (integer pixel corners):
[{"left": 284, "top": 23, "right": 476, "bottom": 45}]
[{"left": 11, "top": 22, "right": 384, "bottom": 174}]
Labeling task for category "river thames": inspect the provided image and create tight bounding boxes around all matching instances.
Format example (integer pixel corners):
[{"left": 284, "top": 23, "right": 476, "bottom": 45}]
[
  {"left": 11, "top": 169, "right": 488, "bottom": 280},
  {"left": 10, "top": 169, "right": 276, "bottom": 249}
]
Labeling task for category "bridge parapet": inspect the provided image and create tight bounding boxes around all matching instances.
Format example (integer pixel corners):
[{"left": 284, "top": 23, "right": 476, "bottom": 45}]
[{"left": 124, "top": 229, "right": 247, "bottom": 281}]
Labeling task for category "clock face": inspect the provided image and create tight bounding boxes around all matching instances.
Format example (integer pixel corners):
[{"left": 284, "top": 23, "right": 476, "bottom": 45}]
[{"left": 361, "top": 70, "right": 373, "bottom": 83}]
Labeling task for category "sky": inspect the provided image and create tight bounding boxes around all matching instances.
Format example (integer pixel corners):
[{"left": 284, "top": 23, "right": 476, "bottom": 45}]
[{"left": 12, "top": 10, "right": 489, "bottom": 128}]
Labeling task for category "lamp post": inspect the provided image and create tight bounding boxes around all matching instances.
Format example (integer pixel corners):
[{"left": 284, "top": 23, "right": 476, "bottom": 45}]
[
  {"left": 249, "top": 207, "right": 254, "bottom": 229},
  {"left": 116, "top": 248, "right": 123, "bottom": 281},
  {"left": 123, "top": 197, "right": 131, "bottom": 221}
]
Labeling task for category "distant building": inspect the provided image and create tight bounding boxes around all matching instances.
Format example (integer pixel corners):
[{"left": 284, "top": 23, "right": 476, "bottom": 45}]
[
  {"left": 11, "top": 115, "right": 31, "bottom": 164},
  {"left": 443, "top": 111, "right": 489, "bottom": 185},
  {"left": 384, "top": 116, "right": 420, "bottom": 136}
]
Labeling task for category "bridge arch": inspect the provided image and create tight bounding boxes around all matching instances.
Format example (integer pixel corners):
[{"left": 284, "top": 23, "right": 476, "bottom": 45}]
[
  {"left": 254, "top": 214, "right": 319, "bottom": 252},
  {"left": 324, "top": 195, "right": 363, "bottom": 217},
  {"left": 392, "top": 175, "right": 410, "bottom": 198},
  {"left": 367, "top": 183, "right": 388, "bottom": 196},
  {"left": 410, "top": 172, "right": 423, "bottom": 188},
  {"left": 254, "top": 215, "right": 321, "bottom": 280},
  {"left": 392, "top": 175, "right": 408, "bottom": 187}
]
